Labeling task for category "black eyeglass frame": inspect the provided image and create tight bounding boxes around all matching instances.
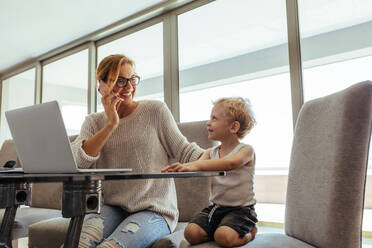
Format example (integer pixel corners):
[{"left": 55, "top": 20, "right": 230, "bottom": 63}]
[{"left": 115, "top": 75, "right": 140, "bottom": 88}]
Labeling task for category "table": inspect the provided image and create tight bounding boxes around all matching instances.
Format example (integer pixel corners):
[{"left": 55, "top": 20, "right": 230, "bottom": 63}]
[{"left": 0, "top": 171, "right": 225, "bottom": 248}]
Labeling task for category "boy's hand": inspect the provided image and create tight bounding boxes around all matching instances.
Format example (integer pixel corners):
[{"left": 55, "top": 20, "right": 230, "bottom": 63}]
[{"left": 161, "top": 162, "right": 198, "bottom": 172}]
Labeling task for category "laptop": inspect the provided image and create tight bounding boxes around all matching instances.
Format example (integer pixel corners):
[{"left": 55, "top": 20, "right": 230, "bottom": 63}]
[{"left": 4, "top": 101, "right": 132, "bottom": 174}]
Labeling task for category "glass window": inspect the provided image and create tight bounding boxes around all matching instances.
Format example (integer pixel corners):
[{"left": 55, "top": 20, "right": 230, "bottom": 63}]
[
  {"left": 97, "top": 23, "right": 164, "bottom": 112},
  {"left": 302, "top": 56, "right": 372, "bottom": 101},
  {"left": 42, "top": 49, "right": 88, "bottom": 135},
  {"left": 178, "top": 0, "right": 292, "bottom": 170},
  {"left": 298, "top": 0, "right": 372, "bottom": 101},
  {"left": 1, "top": 69, "right": 35, "bottom": 143},
  {"left": 298, "top": 0, "right": 372, "bottom": 169}
]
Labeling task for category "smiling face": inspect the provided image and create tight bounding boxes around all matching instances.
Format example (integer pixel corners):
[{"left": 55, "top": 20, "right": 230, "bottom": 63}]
[
  {"left": 206, "top": 104, "right": 234, "bottom": 141},
  {"left": 112, "top": 63, "right": 137, "bottom": 106}
]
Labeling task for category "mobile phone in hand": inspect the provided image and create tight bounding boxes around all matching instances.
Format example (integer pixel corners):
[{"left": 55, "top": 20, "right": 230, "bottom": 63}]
[
  {"left": 98, "top": 80, "right": 104, "bottom": 95},
  {"left": 98, "top": 80, "right": 108, "bottom": 95},
  {"left": 98, "top": 80, "right": 121, "bottom": 111}
]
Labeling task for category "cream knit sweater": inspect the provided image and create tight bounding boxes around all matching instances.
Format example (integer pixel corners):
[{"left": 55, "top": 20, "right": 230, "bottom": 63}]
[{"left": 70, "top": 100, "right": 203, "bottom": 231}]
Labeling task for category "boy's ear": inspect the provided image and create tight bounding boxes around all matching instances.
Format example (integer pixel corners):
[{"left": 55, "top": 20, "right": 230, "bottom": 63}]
[{"left": 230, "top": 121, "right": 240, "bottom": 134}]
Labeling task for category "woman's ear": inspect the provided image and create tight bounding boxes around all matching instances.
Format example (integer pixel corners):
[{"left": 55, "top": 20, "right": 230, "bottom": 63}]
[{"left": 230, "top": 121, "right": 240, "bottom": 134}]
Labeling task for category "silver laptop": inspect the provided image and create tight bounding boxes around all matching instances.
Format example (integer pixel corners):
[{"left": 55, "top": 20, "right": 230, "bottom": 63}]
[{"left": 4, "top": 101, "right": 132, "bottom": 174}]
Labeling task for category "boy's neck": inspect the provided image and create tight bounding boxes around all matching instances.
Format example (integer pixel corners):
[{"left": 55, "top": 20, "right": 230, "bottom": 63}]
[{"left": 219, "top": 137, "right": 240, "bottom": 155}]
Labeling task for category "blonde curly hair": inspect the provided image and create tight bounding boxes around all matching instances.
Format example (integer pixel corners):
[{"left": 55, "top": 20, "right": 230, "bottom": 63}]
[{"left": 214, "top": 97, "right": 256, "bottom": 139}]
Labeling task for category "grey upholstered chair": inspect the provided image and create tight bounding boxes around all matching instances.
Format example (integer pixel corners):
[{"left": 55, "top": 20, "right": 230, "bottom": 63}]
[{"left": 179, "top": 81, "right": 372, "bottom": 248}]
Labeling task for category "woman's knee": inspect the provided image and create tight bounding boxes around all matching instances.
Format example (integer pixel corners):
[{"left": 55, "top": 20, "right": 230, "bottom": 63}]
[
  {"left": 79, "top": 216, "right": 105, "bottom": 248},
  {"left": 184, "top": 223, "right": 208, "bottom": 245},
  {"left": 97, "top": 239, "right": 123, "bottom": 248}
]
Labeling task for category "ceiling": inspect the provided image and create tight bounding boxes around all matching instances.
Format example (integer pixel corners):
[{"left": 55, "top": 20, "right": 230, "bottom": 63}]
[
  {"left": 1, "top": 0, "right": 372, "bottom": 79},
  {"left": 0, "top": 0, "right": 165, "bottom": 76}
]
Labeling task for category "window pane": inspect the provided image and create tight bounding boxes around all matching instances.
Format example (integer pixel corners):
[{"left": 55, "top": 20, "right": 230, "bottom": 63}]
[
  {"left": 299, "top": 0, "right": 372, "bottom": 101},
  {"left": 42, "top": 49, "right": 88, "bottom": 135},
  {"left": 97, "top": 23, "right": 164, "bottom": 112},
  {"left": 178, "top": 0, "right": 292, "bottom": 170},
  {"left": 1, "top": 69, "right": 35, "bottom": 144},
  {"left": 302, "top": 56, "right": 372, "bottom": 100},
  {"left": 298, "top": 0, "right": 372, "bottom": 169}
]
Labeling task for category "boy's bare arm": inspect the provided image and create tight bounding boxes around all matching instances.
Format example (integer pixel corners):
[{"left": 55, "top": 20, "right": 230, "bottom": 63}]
[
  {"left": 190, "top": 145, "right": 254, "bottom": 171},
  {"left": 162, "top": 146, "right": 254, "bottom": 172},
  {"left": 161, "top": 149, "right": 210, "bottom": 172}
]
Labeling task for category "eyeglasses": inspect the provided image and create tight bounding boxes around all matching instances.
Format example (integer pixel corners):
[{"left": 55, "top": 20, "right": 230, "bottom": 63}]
[{"left": 115, "top": 75, "right": 140, "bottom": 88}]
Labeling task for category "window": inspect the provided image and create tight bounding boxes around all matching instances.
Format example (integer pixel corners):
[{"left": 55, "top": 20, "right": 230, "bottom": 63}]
[
  {"left": 298, "top": 0, "right": 372, "bottom": 169},
  {"left": 178, "top": 0, "right": 292, "bottom": 170},
  {"left": 42, "top": 49, "right": 88, "bottom": 135},
  {"left": 302, "top": 56, "right": 372, "bottom": 101},
  {"left": 97, "top": 23, "right": 164, "bottom": 112},
  {"left": 1, "top": 69, "right": 35, "bottom": 143},
  {"left": 298, "top": 0, "right": 372, "bottom": 100}
]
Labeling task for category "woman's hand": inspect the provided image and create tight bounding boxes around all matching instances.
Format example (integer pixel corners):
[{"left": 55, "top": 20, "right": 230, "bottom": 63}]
[
  {"left": 100, "top": 81, "right": 123, "bottom": 128},
  {"left": 161, "top": 162, "right": 198, "bottom": 172}
]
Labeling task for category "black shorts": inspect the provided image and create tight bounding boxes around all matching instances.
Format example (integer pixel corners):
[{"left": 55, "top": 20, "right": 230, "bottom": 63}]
[{"left": 190, "top": 203, "right": 258, "bottom": 239}]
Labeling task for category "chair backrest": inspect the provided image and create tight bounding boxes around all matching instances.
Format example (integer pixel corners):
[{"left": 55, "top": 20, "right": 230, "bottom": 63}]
[
  {"left": 285, "top": 81, "right": 372, "bottom": 248},
  {"left": 175, "top": 120, "right": 218, "bottom": 222},
  {"left": 0, "top": 139, "right": 21, "bottom": 168}
]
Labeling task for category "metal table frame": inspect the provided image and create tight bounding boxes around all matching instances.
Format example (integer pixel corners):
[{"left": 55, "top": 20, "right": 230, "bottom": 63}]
[{"left": 0, "top": 171, "right": 224, "bottom": 248}]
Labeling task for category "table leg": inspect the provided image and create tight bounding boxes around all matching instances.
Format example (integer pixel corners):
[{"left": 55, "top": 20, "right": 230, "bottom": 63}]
[
  {"left": 63, "top": 215, "right": 84, "bottom": 248},
  {"left": 0, "top": 182, "right": 31, "bottom": 248},
  {"left": 62, "top": 179, "right": 101, "bottom": 248},
  {"left": 0, "top": 206, "right": 18, "bottom": 248}
]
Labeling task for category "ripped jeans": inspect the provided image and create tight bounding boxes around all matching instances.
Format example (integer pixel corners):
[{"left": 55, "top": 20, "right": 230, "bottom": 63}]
[{"left": 71, "top": 204, "right": 170, "bottom": 248}]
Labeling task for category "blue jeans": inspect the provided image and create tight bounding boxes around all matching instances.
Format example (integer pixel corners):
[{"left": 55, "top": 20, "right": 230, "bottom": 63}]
[{"left": 74, "top": 204, "right": 170, "bottom": 248}]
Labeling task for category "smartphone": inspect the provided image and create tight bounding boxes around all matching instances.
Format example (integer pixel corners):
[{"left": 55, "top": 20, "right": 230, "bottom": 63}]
[
  {"left": 98, "top": 81, "right": 121, "bottom": 111},
  {"left": 98, "top": 80, "right": 105, "bottom": 95}
]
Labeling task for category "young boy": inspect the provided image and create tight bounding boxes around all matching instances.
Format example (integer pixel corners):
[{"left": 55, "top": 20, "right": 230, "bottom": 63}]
[{"left": 162, "top": 97, "right": 258, "bottom": 248}]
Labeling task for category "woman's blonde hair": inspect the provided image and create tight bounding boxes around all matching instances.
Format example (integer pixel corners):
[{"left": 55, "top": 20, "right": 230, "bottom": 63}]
[
  {"left": 214, "top": 97, "right": 256, "bottom": 139},
  {"left": 96, "top": 54, "right": 135, "bottom": 90}
]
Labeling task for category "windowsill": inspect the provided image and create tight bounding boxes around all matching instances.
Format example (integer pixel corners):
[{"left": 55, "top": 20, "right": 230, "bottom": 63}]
[
  {"left": 256, "top": 170, "right": 288, "bottom": 175},
  {"left": 256, "top": 169, "right": 372, "bottom": 175},
  {"left": 256, "top": 203, "right": 372, "bottom": 235},
  {"left": 256, "top": 203, "right": 285, "bottom": 223}
]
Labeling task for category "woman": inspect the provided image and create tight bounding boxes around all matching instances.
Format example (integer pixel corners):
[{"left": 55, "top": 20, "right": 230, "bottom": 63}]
[{"left": 70, "top": 54, "right": 203, "bottom": 248}]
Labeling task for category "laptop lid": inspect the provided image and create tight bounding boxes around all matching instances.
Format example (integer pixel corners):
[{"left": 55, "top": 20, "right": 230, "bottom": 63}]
[{"left": 5, "top": 101, "right": 82, "bottom": 173}]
